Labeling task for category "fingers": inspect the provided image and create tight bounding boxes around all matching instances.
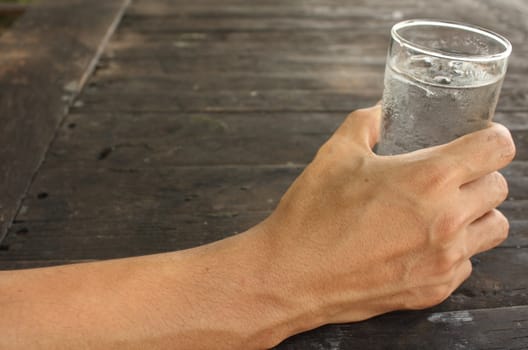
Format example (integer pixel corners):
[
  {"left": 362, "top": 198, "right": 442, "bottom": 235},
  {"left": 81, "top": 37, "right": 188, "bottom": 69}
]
[
  {"left": 458, "top": 171, "right": 509, "bottom": 223},
  {"left": 466, "top": 209, "right": 509, "bottom": 256},
  {"left": 334, "top": 105, "right": 382, "bottom": 151},
  {"left": 429, "top": 123, "right": 516, "bottom": 184}
]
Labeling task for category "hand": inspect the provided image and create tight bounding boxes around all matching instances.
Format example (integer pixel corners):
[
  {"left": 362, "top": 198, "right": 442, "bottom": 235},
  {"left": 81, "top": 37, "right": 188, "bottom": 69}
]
[{"left": 258, "top": 105, "right": 516, "bottom": 327}]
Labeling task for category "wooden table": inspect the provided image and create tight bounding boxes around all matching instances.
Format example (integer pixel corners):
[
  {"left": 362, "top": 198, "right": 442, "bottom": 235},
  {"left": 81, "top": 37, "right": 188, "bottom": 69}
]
[{"left": 0, "top": 0, "right": 527, "bottom": 348}]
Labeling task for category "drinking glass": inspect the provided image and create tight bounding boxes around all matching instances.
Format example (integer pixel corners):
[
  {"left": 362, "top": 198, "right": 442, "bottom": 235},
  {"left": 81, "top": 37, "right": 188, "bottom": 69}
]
[{"left": 377, "top": 19, "right": 512, "bottom": 155}]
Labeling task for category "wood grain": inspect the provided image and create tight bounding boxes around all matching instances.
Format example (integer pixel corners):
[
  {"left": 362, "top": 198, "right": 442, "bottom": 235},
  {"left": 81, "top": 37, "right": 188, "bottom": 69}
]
[
  {"left": 36, "top": 111, "right": 528, "bottom": 166},
  {"left": 275, "top": 305, "right": 528, "bottom": 349},
  {"left": 0, "top": 0, "right": 131, "bottom": 243}
]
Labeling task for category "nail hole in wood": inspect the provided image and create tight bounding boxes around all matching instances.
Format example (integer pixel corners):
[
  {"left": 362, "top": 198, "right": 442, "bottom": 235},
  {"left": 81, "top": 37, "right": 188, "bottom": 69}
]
[
  {"left": 68, "top": 123, "right": 76, "bottom": 129},
  {"left": 457, "top": 288, "right": 476, "bottom": 298},
  {"left": 16, "top": 228, "right": 29, "bottom": 235},
  {"left": 37, "top": 192, "right": 48, "bottom": 199},
  {"left": 97, "top": 147, "right": 113, "bottom": 160},
  {"left": 0, "top": 245, "right": 9, "bottom": 251}
]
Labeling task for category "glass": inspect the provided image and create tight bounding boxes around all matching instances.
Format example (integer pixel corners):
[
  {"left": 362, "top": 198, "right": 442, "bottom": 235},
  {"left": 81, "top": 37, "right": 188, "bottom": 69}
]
[{"left": 377, "top": 19, "right": 512, "bottom": 155}]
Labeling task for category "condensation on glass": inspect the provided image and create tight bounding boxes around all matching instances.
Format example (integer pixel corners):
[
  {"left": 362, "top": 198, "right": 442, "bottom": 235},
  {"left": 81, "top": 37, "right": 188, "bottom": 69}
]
[{"left": 377, "top": 19, "right": 512, "bottom": 155}]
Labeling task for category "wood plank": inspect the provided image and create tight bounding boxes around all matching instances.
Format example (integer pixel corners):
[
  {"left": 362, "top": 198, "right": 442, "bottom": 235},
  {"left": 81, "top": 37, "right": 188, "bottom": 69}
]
[
  {"left": 91, "top": 63, "right": 526, "bottom": 91},
  {"left": 83, "top": 76, "right": 527, "bottom": 114},
  {"left": 71, "top": 89, "right": 528, "bottom": 113},
  {"left": 88, "top": 73, "right": 385, "bottom": 93},
  {"left": 504, "top": 220, "right": 528, "bottom": 248},
  {"left": 103, "top": 30, "right": 527, "bottom": 64},
  {"left": 120, "top": 2, "right": 523, "bottom": 42},
  {"left": 73, "top": 90, "right": 379, "bottom": 113},
  {"left": 0, "top": 4, "right": 27, "bottom": 16},
  {"left": 90, "top": 53, "right": 528, "bottom": 79},
  {"left": 0, "top": 212, "right": 269, "bottom": 260},
  {"left": 43, "top": 110, "right": 528, "bottom": 165},
  {"left": 127, "top": 0, "right": 528, "bottom": 32},
  {"left": 45, "top": 112, "right": 339, "bottom": 166},
  {"left": 0, "top": 0, "right": 131, "bottom": 243},
  {"left": 127, "top": 0, "right": 427, "bottom": 18},
  {"left": 92, "top": 29, "right": 525, "bottom": 95},
  {"left": 103, "top": 26, "right": 387, "bottom": 55},
  {"left": 41, "top": 119, "right": 528, "bottom": 166},
  {"left": 106, "top": 29, "right": 389, "bottom": 53},
  {"left": 503, "top": 161, "right": 528, "bottom": 177},
  {"left": 275, "top": 305, "right": 528, "bottom": 349},
  {"left": 12, "top": 167, "right": 301, "bottom": 222},
  {"left": 105, "top": 31, "right": 389, "bottom": 59},
  {"left": 94, "top": 55, "right": 388, "bottom": 75},
  {"left": 123, "top": 0, "right": 528, "bottom": 46},
  {"left": 500, "top": 200, "right": 528, "bottom": 221},
  {"left": 512, "top": 131, "right": 528, "bottom": 161},
  {"left": 0, "top": 260, "right": 96, "bottom": 270},
  {"left": 118, "top": 15, "right": 395, "bottom": 34}
]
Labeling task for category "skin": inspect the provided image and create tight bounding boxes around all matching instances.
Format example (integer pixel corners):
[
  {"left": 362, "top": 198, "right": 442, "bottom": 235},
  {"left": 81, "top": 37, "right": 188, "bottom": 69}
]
[{"left": 0, "top": 105, "right": 516, "bottom": 349}]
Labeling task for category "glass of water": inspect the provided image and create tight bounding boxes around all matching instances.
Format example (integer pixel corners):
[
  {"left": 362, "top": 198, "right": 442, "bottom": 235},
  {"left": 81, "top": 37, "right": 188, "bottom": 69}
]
[{"left": 377, "top": 19, "right": 512, "bottom": 155}]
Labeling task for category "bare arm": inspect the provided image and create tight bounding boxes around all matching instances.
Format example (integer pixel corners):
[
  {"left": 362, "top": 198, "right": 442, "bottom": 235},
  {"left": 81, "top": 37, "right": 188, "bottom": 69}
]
[
  {"left": 0, "top": 230, "right": 297, "bottom": 349},
  {"left": 0, "top": 105, "right": 515, "bottom": 349}
]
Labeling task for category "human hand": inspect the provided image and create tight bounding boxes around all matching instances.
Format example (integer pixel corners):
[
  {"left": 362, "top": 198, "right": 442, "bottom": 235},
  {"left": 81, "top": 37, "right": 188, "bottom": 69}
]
[{"left": 258, "top": 105, "right": 516, "bottom": 327}]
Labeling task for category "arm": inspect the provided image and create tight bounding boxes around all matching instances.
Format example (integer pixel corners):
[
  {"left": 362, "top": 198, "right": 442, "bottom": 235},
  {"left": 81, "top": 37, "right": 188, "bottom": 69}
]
[
  {"left": 0, "top": 105, "right": 515, "bottom": 349},
  {"left": 0, "top": 230, "right": 297, "bottom": 349}
]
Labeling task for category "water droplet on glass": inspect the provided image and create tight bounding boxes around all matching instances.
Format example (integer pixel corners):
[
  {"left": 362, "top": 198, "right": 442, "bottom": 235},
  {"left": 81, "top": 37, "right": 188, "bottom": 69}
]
[
  {"left": 433, "top": 75, "right": 452, "bottom": 84},
  {"left": 410, "top": 55, "right": 433, "bottom": 68},
  {"left": 449, "top": 61, "right": 465, "bottom": 76},
  {"left": 448, "top": 61, "right": 462, "bottom": 68}
]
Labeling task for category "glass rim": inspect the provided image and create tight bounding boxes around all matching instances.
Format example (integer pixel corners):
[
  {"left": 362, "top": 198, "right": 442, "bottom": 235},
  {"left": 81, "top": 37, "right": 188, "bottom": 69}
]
[{"left": 391, "top": 19, "right": 512, "bottom": 62}]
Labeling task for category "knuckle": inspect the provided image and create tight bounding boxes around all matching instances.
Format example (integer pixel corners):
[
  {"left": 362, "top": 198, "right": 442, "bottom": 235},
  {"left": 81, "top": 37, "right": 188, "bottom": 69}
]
[
  {"left": 428, "top": 285, "right": 451, "bottom": 306},
  {"left": 428, "top": 168, "right": 451, "bottom": 190},
  {"left": 415, "top": 158, "right": 454, "bottom": 191},
  {"left": 463, "top": 260, "right": 473, "bottom": 280},
  {"left": 343, "top": 112, "right": 357, "bottom": 126},
  {"left": 344, "top": 110, "right": 365, "bottom": 127},
  {"left": 434, "top": 251, "right": 459, "bottom": 276},
  {"left": 316, "top": 139, "right": 343, "bottom": 159},
  {"left": 350, "top": 107, "right": 372, "bottom": 118},
  {"left": 316, "top": 140, "right": 334, "bottom": 158},
  {"left": 433, "top": 212, "right": 464, "bottom": 240}
]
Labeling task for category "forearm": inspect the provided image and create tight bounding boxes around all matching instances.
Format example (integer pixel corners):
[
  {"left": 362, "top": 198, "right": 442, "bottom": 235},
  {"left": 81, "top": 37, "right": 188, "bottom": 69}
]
[{"left": 0, "top": 225, "right": 317, "bottom": 349}]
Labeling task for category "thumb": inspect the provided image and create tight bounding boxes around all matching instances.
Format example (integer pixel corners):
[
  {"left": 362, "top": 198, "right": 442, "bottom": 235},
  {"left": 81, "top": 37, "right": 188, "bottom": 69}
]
[{"left": 334, "top": 104, "right": 382, "bottom": 151}]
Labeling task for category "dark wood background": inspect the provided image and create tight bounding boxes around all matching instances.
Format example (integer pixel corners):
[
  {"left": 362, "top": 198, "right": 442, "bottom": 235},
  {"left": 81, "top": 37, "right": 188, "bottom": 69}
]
[{"left": 0, "top": 0, "right": 526, "bottom": 348}]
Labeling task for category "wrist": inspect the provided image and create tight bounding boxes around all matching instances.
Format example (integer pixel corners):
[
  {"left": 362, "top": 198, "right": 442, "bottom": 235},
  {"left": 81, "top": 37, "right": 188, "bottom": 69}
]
[
  {"left": 253, "top": 216, "right": 393, "bottom": 330},
  {"left": 240, "top": 222, "right": 328, "bottom": 348}
]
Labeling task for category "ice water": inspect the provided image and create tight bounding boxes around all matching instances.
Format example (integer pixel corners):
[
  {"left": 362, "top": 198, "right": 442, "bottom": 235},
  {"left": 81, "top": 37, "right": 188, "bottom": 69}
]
[{"left": 377, "top": 55, "right": 504, "bottom": 155}]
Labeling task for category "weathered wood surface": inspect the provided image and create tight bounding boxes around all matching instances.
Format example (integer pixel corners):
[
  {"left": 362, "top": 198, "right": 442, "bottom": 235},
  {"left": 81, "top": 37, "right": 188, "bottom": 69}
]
[
  {"left": 279, "top": 305, "right": 528, "bottom": 349},
  {"left": 0, "top": 0, "right": 131, "bottom": 243},
  {"left": 0, "top": 4, "right": 26, "bottom": 17},
  {"left": 0, "top": 0, "right": 527, "bottom": 348},
  {"left": 27, "top": 113, "right": 528, "bottom": 165}
]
